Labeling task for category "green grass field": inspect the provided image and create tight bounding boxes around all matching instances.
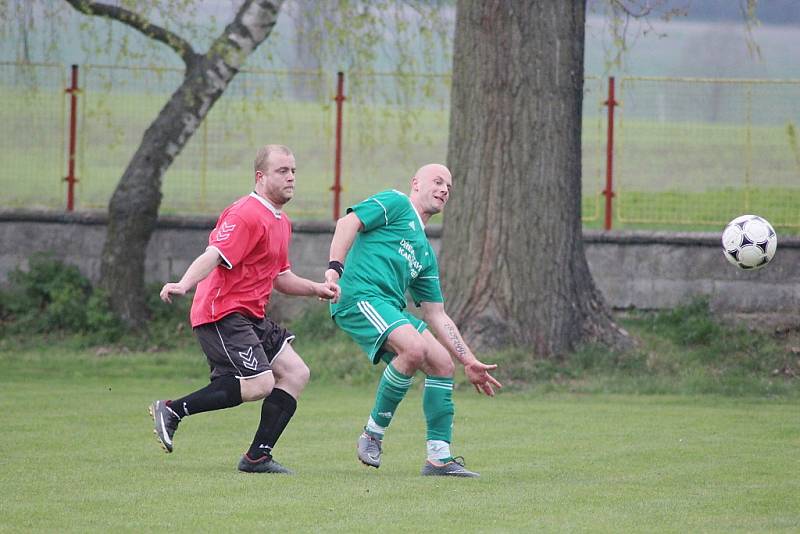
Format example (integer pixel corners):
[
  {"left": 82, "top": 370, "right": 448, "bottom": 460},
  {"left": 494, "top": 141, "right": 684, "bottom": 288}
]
[
  {"left": 1, "top": 300, "right": 799, "bottom": 532},
  {"left": 1, "top": 360, "right": 798, "bottom": 532}
]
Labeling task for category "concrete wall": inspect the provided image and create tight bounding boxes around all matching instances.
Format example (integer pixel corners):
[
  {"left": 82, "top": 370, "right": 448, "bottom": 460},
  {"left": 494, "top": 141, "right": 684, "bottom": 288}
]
[{"left": 2, "top": 210, "right": 798, "bottom": 318}]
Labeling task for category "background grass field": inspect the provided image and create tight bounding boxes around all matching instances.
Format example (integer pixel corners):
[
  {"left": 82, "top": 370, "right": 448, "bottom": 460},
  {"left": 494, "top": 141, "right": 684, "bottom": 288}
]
[
  {"left": 2, "top": 364, "right": 798, "bottom": 532},
  {"left": 1, "top": 303, "right": 799, "bottom": 533}
]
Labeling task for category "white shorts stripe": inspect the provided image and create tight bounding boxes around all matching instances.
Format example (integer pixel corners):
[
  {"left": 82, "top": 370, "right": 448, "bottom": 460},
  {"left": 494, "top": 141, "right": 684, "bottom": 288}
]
[
  {"left": 357, "top": 301, "right": 384, "bottom": 332},
  {"left": 358, "top": 301, "right": 388, "bottom": 332},
  {"left": 362, "top": 301, "right": 389, "bottom": 330},
  {"left": 214, "top": 323, "right": 242, "bottom": 375}
]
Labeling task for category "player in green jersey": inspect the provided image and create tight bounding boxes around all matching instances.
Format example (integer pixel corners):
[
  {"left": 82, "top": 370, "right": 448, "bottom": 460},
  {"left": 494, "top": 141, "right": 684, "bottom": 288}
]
[{"left": 326, "top": 163, "right": 501, "bottom": 477}]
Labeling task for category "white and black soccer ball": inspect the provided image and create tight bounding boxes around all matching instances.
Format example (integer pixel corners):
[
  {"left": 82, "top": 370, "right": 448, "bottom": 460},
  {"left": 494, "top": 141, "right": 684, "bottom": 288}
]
[{"left": 721, "top": 214, "right": 777, "bottom": 270}]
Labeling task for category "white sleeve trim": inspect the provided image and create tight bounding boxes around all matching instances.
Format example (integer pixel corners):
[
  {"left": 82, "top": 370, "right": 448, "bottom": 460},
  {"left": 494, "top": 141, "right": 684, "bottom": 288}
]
[
  {"left": 278, "top": 268, "right": 292, "bottom": 276},
  {"left": 370, "top": 197, "right": 389, "bottom": 226},
  {"left": 207, "top": 245, "right": 232, "bottom": 270}
]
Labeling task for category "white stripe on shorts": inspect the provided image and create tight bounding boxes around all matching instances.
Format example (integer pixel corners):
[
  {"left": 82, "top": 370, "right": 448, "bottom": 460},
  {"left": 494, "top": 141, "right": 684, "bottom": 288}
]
[
  {"left": 214, "top": 322, "right": 242, "bottom": 375},
  {"left": 357, "top": 301, "right": 388, "bottom": 332}
]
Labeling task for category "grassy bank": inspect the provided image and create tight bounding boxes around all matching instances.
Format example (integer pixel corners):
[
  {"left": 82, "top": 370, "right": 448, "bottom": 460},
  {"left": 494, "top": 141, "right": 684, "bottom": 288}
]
[{"left": 2, "top": 299, "right": 798, "bottom": 398}]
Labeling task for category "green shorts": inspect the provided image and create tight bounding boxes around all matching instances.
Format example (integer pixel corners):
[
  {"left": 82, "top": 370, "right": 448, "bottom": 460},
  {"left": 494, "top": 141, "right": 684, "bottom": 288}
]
[{"left": 332, "top": 299, "right": 428, "bottom": 364}]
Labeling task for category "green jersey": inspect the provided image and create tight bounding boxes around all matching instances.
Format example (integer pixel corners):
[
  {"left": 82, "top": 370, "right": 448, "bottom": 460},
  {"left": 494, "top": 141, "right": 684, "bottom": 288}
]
[{"left": 332, "top": 189, "right": 443, "bottom": 313}]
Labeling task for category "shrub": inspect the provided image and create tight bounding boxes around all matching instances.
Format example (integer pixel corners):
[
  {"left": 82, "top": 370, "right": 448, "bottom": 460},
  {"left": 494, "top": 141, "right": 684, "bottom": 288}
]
[{"left": 0, "top": 254, "right": 123, "bottom": 343}]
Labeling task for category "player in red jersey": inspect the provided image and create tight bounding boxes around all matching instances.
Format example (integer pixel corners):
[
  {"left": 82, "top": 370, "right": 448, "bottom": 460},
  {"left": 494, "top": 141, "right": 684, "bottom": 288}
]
[{"left": 150, "top": 144, "right": 339, "bottom": 474}]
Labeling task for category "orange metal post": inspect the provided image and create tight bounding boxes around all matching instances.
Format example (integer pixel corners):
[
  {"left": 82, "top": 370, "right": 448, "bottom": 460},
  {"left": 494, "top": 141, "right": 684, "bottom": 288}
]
[
  {"left": 332, "top": 71, "right": 346, "bottom": 220},
  {"left": 603, "top": 76, "right": 617, "bottom": 230},
  {"left": 64, "top": 64, "right": 80, "bottom": 211}
]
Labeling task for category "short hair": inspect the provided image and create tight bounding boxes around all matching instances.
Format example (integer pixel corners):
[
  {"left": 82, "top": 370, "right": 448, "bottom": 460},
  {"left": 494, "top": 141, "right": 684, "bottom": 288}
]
[{"left": 254, "top": 144, "right": 293, "bottom": 173}]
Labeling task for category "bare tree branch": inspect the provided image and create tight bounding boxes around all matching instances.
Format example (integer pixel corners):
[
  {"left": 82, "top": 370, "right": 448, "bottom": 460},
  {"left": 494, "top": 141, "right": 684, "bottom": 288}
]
[
  {"left": 739, "top": 0, "right": 762, "bottom": 59},
  {"left": 63, "top": 0, "right": 198, "bottom": 66},
  {"left": 608, "top": 0, "right": 656, "bottom": 18}
]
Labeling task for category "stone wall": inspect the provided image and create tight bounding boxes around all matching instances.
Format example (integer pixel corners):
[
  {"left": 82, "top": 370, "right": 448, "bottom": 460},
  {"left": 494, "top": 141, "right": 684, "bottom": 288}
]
[{"left": 1, "top": 210, "right": 798, "bottom": 319}]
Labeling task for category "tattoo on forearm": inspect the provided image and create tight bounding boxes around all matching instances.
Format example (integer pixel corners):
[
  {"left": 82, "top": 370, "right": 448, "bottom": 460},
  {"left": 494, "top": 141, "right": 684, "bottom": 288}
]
[{"left": 444, "top": 322, "right": 468, "bottom": 362}]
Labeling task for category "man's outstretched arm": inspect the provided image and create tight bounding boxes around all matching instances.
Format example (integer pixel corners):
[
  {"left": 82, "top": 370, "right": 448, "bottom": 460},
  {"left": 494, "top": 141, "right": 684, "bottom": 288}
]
[
  {"left": 420, "top": 301, "right": 503, "bottom": 396},
  {"left": 273, "top": 270, "right": 338, "bottom": 300},
  {"left": 159, "top": 247, "right": 221, "bottom": 303}
]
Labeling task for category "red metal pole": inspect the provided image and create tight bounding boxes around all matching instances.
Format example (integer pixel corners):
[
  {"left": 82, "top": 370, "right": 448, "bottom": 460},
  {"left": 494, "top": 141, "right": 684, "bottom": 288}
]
[
  {"left": 331, "top": 71, "right": 345, "bottom": 220},
  {"left": 603, "top": 76, "right": 617, "bottom": 230},
  {"left": 64, "top": 64, "right": 79, "bottom": 212}
]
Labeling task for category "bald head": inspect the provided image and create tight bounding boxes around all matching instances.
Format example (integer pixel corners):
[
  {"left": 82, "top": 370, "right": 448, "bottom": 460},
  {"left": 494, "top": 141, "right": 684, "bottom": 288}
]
[
  {"left": 414, "top": 163, "right": 451, "bottom": 184},
  {"left": 409, "top": 163, "right": 452, "bottom": 220}
]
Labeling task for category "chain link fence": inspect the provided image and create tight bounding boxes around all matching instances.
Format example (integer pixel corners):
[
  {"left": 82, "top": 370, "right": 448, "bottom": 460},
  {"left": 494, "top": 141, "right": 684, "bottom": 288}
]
[
  {"left": 0, "top": 62, "right": 66, "bottom": 210},
  {"left": 616, "top": 77, "right": 800, "bottom": 229},
  {"left": 1, "top": 63, "right": 797, "bottom": 231}
]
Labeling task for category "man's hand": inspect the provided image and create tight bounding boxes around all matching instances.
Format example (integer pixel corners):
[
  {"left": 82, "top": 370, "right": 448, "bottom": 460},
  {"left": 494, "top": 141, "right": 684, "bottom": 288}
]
[
  {"left": 324, "top": 269, "right": 341, "bottom": 303},
  {"left": 464, "top": 359, "right": 503, "bottom": 397},
  {"left": 315, "top": 279, "right": 340, "bottom": 301},
  {"left": 160, "top": 282, "right": 188, "bottom": 304}
]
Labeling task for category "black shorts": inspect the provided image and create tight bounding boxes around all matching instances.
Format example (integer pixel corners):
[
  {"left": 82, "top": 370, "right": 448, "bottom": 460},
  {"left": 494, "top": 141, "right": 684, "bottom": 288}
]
[{"left": 193, "top": 313, "right": 295, "bottom": 380}]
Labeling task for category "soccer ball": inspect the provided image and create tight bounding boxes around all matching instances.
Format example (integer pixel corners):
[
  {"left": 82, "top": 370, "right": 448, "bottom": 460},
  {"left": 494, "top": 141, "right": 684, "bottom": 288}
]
[{"left": 721, "top": 214, "right": 777, "bottom": 270}]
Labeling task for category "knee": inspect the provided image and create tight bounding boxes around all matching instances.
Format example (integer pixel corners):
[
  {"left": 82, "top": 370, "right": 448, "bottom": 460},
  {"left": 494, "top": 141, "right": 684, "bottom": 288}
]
[
  {"left": 424, "top": 341, "right": 454, "bottom": 377},
  {"left": 436, "top": 357, "right": 455, "bottom": 377},
  {"left": 242, "top": 372, "right": 274, "bottom": 402},
  {"left": 274, "top": 359, "right": 310, "bottom": 394},
  {"left": 397, "top": 339, "right": 427, "bottom": 371},
  {"left": 294, "top": 361, "right": 311, "bottom": 389}
]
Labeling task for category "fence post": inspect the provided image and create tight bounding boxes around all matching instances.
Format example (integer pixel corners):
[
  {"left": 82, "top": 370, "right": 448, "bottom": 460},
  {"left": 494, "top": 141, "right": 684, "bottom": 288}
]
[
  {"left": 332, "top": 71, "right": 345, "bottom": 221},
  {"left": 64, "top": 64, "right": 79, "bottom": 212},
  {"left": 603, "top": 76, "right": 617, "bottom": 230}
]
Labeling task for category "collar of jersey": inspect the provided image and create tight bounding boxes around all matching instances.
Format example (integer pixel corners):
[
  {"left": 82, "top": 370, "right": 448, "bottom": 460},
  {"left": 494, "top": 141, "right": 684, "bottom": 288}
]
[
  {"left": 249, "top": 192, "right": 282, "bottom": 219},
  {"left": 392, "top": 189, "right": 425, "bottom": 230}
]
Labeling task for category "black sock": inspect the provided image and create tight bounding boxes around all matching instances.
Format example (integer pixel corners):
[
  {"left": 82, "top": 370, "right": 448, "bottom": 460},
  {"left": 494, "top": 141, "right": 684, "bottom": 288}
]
[
  {"left": 168, "top": 376, "right": 243, "bottom": 418},
  {"left": 247, "top": 388, "right": 297, "bottom": 460}
]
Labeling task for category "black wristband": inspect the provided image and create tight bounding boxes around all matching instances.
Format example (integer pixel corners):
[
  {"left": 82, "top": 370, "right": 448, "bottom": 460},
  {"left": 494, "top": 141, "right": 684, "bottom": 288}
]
[{"left": 328, "top": 260, "right": 344, "bottom": 276}]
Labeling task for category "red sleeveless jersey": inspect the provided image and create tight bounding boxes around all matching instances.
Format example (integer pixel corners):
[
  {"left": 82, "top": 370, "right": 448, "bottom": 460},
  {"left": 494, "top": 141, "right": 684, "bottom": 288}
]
[{"left": 190, "top": 193, "right": 291, "bottom": 327}]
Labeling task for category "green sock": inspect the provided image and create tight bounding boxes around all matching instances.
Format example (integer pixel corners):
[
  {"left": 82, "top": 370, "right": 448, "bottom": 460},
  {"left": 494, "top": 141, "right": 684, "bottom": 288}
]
[
  {"left": 370, "top": 362, "right": 413, "bottom": 428},
  {"left": 423, "top": 375, "right": 454, "bottom": 443}
]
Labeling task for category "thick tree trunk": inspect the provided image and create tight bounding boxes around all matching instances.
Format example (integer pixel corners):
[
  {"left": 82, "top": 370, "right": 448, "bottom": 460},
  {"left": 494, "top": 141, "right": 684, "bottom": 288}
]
[
  {"left": 96, "top": 0, "right": 283, "bottom": 327},
  {"left": 441, "top": 0, "right": 631, "bottom": 356}
]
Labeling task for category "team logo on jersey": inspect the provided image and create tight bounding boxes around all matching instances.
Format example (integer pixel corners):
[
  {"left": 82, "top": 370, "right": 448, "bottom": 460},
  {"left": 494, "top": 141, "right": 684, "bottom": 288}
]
[
  {"left": 398, "top": 239, "right": 422, "bottom": 278},
  {"left": 216, "top": 221, "right": 236, "bottom": 242},
  {"left": 239, "top": 346, "right": 258, "bottom": 370},
  {"left": 408, "top": 221, "right": 416, "bottom": 231}
]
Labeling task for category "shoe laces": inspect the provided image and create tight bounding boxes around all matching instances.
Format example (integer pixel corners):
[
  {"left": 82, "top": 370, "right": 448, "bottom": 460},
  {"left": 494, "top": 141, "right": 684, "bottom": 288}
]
[{"left": 451, "top": 456, "right": 466, "bottom": 467}]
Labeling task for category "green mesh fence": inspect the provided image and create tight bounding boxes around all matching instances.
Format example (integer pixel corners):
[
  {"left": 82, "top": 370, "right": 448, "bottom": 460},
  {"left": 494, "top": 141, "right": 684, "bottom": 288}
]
[
  {"left": 0, "top": 62, "right": 66, "bottom": 210},
  {"left": 79, "top": 65, "right": 334, "bottom": 217},
  {"left": 2, "top": 64, "right": 798, "bottom": 232},
  {"left": 616, "top": 77, "right": 800, "bottom": 230}
]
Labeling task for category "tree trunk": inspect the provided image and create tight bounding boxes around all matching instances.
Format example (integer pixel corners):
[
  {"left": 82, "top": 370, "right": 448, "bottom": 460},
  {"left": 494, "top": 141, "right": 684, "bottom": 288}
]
[
  {"left": 441, "top": 0, "right": 631, "bottom": 356},
  {"left": 97, "top": 0, "right": 283, "bottom": 328}
]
